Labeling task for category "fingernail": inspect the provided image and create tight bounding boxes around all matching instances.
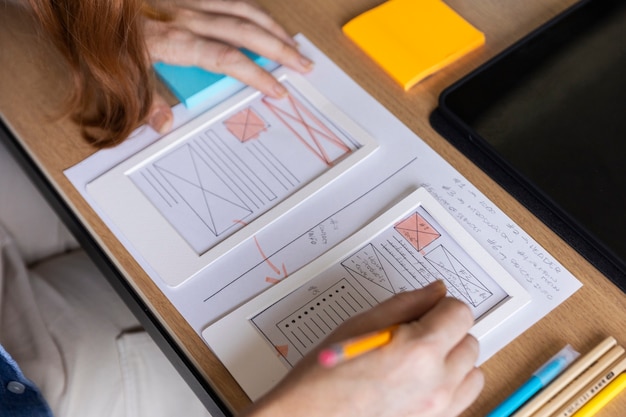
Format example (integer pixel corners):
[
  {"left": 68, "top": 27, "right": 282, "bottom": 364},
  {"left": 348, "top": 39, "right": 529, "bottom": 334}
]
[
  {"left": 273, "top": 83, "right": 288, "bottom": 98},
  {"left": 426, "top": 280, "right": 447, "bottom": 292},
  {"left": 299, "top": 56, "right": 314, "bottom": 71},
  {"left": 150, "top": 108, "right": 173, "bottom": 134}
]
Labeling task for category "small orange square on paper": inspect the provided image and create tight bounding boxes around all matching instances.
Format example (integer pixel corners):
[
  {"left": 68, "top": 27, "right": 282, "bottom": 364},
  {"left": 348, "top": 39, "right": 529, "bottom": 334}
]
[{"left": 343, "top": 0, "right": 485, "bottom": 90}]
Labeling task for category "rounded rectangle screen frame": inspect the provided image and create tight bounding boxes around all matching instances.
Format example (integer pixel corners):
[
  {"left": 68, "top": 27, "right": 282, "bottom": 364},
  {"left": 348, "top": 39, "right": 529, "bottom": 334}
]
[{"left": 85, "top": 67, "right": 379, "bottom": 287}]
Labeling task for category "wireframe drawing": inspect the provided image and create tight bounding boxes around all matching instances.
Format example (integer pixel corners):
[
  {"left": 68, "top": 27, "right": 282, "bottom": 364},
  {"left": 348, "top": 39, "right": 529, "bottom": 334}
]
[
  {"left": 262, "top": 95, "right": 352, "bottom": 165},
  {"left": 275, "top": 279, "right": 374, "bottom": 360},
  {"left": 202, "top": 188, "right": 530, "bottom": 400},
  {"left": 223, "top": 107, "right": 267, "bottom": 142},
  {"left": 128, "top": 81, "right": 362, "bottom": 255},
  {"left": 394, "top": 212, "right": 441, "bottom": 251},
  {"left": 425, "top": 245, "right": 494, "bottom": 307},
  {"left": 251, "top": 205, "right": 508, "bottom": 367},
  {"left": 86, "top": 69, "right": 378, "bottom": 286}
]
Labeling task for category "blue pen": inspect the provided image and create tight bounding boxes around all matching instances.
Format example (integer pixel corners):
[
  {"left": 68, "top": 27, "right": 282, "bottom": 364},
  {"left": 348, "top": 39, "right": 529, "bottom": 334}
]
[{"left": 486, "top": 345, "right": 580, "bottom": 417}]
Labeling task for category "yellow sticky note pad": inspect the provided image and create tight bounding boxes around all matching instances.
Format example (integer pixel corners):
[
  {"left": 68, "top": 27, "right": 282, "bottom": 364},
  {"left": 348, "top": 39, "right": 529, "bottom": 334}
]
[{"left": 343, "top": 0, "right": 485, "bottom": 90}]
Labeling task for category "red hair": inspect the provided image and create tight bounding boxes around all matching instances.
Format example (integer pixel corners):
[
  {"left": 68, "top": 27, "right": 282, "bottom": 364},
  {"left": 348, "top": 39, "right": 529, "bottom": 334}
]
[{"left": 27, "top": 1, "right": 168, "bottom": 147}]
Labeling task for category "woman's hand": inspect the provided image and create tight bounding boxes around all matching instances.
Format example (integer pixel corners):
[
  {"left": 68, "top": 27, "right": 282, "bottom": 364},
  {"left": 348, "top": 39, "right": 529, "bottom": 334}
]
[
  {"left": 143, "top": 0, "right": 313, "bottom": 133},
  {"left": 241, "top": 281, "right": 484, "bottom": 417}
]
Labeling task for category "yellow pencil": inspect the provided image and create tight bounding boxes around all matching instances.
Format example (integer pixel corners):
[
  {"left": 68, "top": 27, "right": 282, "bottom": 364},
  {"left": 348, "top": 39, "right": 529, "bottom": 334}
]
[
  {"left": 571, "top": 373, "right": 626, "bottom": 417},
  {"left": 318, "top": 324, "right": 399, "bottom": 367}
]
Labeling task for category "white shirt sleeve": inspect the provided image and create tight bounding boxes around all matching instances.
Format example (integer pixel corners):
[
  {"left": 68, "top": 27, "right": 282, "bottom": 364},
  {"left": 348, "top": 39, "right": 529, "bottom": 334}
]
[
  {"left": 0, "top": 140, "right": 78, "bottom": 265},
  {"left": 0, "top": 142, "right": 212, "bottom": 417}
]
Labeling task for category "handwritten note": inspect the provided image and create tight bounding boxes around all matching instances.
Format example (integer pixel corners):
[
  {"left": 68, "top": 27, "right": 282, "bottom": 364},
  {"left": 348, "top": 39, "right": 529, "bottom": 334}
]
[{"left": 422, "top": 179, "right": 564, "bottom": 301}]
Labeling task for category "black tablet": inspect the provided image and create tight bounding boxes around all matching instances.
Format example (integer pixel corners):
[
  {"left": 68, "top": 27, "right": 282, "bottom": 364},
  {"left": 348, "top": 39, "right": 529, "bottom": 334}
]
[{"left": 435, "top": 0, "right": 626, "bottom": 287}]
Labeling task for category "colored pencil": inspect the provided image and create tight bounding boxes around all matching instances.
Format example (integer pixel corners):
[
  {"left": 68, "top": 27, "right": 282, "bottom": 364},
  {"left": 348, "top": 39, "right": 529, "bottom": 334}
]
[
  {"left": 511, "top": 337, "right": 618, "bottom": 417},
  {"left": 571, "top": 373, "right": 626, "bottom": 417},
  {"left": 318, "top": 324, "right": 399, "bottom": 367},
  {"left": 487, "top": 345, "right": 580, "bottom": 417},
  {"left": 553, "top": 354, "right": 626, "bottom": 416},
  {"left": 525, "top": 345, "right": 624, "bottom": 417}
]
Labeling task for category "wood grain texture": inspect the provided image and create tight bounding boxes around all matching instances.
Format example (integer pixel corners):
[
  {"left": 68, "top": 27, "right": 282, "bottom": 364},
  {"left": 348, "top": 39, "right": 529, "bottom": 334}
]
[{"left": 2, "top": 1, "right": 625, "bottom": 415}]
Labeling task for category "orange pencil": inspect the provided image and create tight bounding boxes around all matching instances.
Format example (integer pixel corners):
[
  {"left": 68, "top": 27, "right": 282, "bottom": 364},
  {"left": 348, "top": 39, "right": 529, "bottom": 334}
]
[{"left": 318, "top": 325, "right": 399, "bottom": 367}]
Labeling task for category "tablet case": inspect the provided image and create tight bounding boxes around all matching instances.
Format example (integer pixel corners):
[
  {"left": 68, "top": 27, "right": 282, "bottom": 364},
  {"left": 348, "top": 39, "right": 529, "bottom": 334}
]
[{"left": 430, "top": 0, "right": 626, "bottom": 291}]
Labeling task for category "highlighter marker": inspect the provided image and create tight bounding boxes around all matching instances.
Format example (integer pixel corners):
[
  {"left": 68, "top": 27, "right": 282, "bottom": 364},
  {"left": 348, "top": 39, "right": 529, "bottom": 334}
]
[{"left": 486, "top": 345, "right": 580, "bottom": 417}]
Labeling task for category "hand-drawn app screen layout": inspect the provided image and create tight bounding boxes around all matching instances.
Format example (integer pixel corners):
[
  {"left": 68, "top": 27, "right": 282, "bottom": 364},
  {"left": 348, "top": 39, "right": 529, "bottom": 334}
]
[
  {"left": 85, "top": 68, "right": 378, "bottom": 287},
  {"left": 251, "top": 205, "right": 508, "bottom": 367},
  {"left": 128, "top": 81, "right": 363, "bottom": 255}
]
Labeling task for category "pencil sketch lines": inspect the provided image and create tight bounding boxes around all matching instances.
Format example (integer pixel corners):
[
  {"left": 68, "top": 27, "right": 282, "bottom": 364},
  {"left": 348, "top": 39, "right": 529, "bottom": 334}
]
[
  {"left": 395, "top": 212, "right": 441, "bottom": 251},
  {"left": 424, "top": 245, "right": 493, "bottom": 307},
  {"left": 275, "top": 279, "right": 373, "bottom": 364},
  {"left": 200, "top": 130, "right": 280, "bottom": 207},
  {"left": 253, "top": 236, "right": 288, "bottom": 285},
  {"left": 247, "top": 141, "right": 299, "bottom": 191},
  {"left": 382, "top": 236, "right": 438, "bottom": 289},
  {"left": 262, "top": 95, "right": 352, "bottom": 165},
  {"left": 342, "top": 244, "right": 395, "bottom": 294},
  {"left": 223, "top": 107, "right": 268, "bottom": 142},
  {"left": 337, "top": 213, "right": 494, "bottom": 308},
  {"left": 274, "top": 345, "right": 289, "bottom": 359},
  {"left": 153, "top": 143, "right": 253, "bottom": 237}
]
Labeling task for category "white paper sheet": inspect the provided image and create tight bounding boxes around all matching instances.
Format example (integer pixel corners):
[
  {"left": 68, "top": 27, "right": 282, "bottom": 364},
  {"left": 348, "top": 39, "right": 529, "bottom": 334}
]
[{"left": 65, "top": 35, "right": 581, "bottom": 364}]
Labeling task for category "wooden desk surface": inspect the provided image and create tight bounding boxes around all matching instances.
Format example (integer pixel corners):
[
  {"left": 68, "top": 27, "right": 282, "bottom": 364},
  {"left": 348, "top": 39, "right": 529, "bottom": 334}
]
[{"left": 2, "top": 0, "right": 626, "bottom": 415}]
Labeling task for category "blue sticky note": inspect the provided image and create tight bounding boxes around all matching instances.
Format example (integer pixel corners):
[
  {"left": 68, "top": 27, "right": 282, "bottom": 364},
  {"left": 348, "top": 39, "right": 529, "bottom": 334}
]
[{"left": 154, "top": 50, "right": 278, "bottom": 108}]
